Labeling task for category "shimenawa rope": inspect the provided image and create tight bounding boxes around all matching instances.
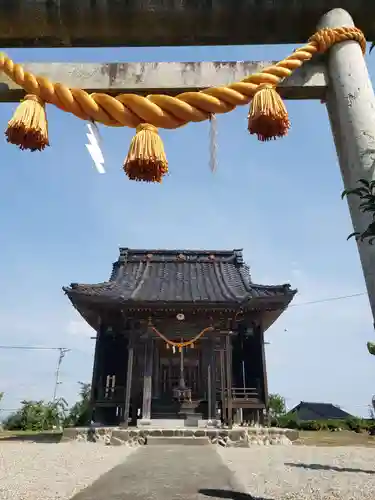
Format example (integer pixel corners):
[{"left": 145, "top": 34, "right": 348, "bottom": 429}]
[
  {"left": 150, "top": 326, "right": 214, "bottom": 349},
  {"left": 0, "top": 26, "right": 366, "bottom": 182}
]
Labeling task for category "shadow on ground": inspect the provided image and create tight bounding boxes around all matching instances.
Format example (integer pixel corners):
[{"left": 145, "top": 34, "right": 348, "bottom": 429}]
[
  {"left": 285, "top": 462, "right": 375, "bottom": 475},
  {"left": 199, "top": 489, "right": 273, "bottom": 500}
]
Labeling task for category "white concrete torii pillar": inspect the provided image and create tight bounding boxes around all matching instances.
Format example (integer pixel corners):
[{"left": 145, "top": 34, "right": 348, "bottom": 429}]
[{"left": 320, "top": 9, "right": 375, "bottom": 325}]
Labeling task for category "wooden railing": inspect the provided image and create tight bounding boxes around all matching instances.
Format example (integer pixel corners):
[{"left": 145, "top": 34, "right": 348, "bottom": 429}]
[
  {"left": 217, "top": 387, "right": 261, "bottom": 401},
  {"left": 96, "top": 385, "right": 126, "bottom": 403},
  {"left": 232, "top": 387, "right": 260, "bottom": 400},
  {"left": 97, "top": 385, "right": 262, "bottom": 403}
]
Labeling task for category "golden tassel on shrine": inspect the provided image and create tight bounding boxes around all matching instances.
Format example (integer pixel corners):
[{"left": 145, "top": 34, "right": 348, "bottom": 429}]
[
  {"left": 123, "top": 123, "right": 168, "bottom": 182},
  {"left": 248, "top": 84, "right": 290, "bottom": 141},
  {"left": 6, "top": 94, "right": 49, "bottom": 151},
  {"left": 190, "top": 343, "right": 195, "bottom": 349},
  {"left": 178, "top": 346, "right": 182, "bottom": 353}
]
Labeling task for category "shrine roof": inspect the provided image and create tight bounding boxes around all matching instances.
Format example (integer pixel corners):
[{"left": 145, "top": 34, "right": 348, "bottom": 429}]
[{"left": 63, "top": 248, "right": 296, "bottom": 309}]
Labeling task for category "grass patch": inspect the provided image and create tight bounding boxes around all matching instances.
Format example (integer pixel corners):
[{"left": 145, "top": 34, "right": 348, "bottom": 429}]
[
  {"left": 0, "top": 429, "right": 63, "bottom": 442},
  {"left": 295, "top": 430, "right": 375, "bottom": 447}
]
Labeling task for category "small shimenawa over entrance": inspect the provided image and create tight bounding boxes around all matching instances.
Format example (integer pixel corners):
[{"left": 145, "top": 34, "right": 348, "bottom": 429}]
[{"left": 64, "top": 248, "right": 296, "bottom": 427}]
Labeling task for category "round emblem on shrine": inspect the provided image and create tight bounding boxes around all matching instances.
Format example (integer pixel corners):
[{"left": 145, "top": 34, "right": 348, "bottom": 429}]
[{"left": 176, "top": 313, "right": 185, "bottom": 321}]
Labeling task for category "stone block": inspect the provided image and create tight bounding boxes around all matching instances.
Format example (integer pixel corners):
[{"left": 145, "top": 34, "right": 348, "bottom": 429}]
[
  {"left": 162, "top": 429, "right": 175, "bottom": 437},
  {"left": 285, "top": 429, "right": 299, "bottom": 442},
  {"left": 109, "top": 436, "right": 124, "bottom": 446},
  {"left": 206, "top": 429, "right": 219, "bottom": 438},
  {"left": 149, "top": 429, "right": 163, "bottom": 437},
  {"left": 193, "top": 430, "right": 206, "bottom": 438},
  {"left": 112, "top": 430, "right": 130, "bottom": 442},
  {"left": 61, "top": 428, "right": 80, "bottom": 441}
]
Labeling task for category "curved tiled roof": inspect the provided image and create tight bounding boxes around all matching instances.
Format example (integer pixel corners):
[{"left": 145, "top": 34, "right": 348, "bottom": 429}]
[{"left": 63, "top": 248, "right": 296, "bottom": 307}]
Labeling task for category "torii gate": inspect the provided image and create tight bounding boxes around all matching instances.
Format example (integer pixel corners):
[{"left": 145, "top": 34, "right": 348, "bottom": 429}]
[{"left": 0, "top": 3, "right": 375, "bottom": 327}]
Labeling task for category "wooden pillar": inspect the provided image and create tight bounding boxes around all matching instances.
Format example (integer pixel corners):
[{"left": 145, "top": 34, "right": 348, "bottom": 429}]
[
  {"left": 153, "top": 340, "right": 160, "bottom": 399},
  {"left": 200, "top": 339, "right": 209, "bottom": 400},
  {"left": 89, "top": 319, "right": 103, "bottom": 424},
  {"left": 219, "top": 344, "right": 226, "bottom": 424},
  {"left": 320, "top": 9, "right": 375, "bottom": 326},
  {"left": 207, "top": 336, "right": 217, "bottom": 422},
  {"left": 140, "top": 337, "right": 153, "bottom": 425},
  {"left": 122, "top": 333, "right": 134, "bottom": 428},
  {"left": 225, "top": 333, "right": 233, "bottom": 428},
  {"left": 258, "top": 321, "right": 269, "bottom": 409}
]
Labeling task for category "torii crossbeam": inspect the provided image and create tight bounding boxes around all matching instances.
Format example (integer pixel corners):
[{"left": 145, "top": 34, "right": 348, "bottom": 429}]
[{"left": 0, "top": 0, "right": 373, "bottom": 47}]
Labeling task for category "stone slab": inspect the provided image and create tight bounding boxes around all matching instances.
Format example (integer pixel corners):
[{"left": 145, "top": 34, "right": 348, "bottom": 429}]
[
  {"left": 147, "top": 436, "right": 210, "bottom": 446},
  {"left": 0, "top": 60, "right": 326, "bottom": 102},
  {"left": 69, "top": 444, "right": 246, "bottom": 500}
]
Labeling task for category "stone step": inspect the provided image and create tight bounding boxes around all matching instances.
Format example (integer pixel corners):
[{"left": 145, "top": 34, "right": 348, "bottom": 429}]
[
  {"left": 147, "top": 436, "right": 210, "bottom": 446},
  {"left": 151, "top": 413, "right": 182, "bottom": 419},
  {"left": 151, "top": 411, "right": 184, "bottom": 420},
  {"left": 144, "top": 419, "right": 186, "bottom": 428}
]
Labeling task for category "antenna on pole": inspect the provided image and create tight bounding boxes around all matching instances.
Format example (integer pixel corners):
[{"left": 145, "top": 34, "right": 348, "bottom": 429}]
[{"left": 53, "top": 348, "right": 70, "bottom": 402}]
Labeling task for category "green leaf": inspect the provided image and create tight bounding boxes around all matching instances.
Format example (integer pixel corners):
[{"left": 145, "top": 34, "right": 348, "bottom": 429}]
[
  {"left": 342, "top": 187, "right": 369, "bottom": 199},
  {"left": 347, "top": 231, "right": 360, "bottom": 241},
  {"left": 359, "top": 194, "right": 375, "bottom": 201},
  {"left": 361, "top": 206, "right": 375, "bottom": 214},
  {"left": 367, "top": 341, "right": 375, "bottom": 355},
  {"left": 358, "top": 202, "right": 374, "bottom": 210},
  {"left": 358, "top": 179, "right": 370, "bottom": 188}
]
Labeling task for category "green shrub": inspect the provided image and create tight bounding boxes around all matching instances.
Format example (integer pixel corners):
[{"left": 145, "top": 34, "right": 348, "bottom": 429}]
[
  {"left": 274, "top": 414, "right": 299, "bottom": 429},
  {"left": 269, "top": 416, "right": 373, "bottom": 432},
  {"left": 345, "top": 417, "right": 363, "bottom": 433},
  {"left": 326, "top": 419, "right": 342, "bottom": 431}
]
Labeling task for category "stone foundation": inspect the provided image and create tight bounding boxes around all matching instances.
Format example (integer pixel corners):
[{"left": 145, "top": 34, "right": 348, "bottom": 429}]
[{"left": 62, "top": 426, "right": 297, "bottom": 447}]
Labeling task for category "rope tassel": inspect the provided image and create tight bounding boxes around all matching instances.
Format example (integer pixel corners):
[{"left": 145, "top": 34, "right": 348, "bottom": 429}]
[
  {"left": 5, "top": 94, "right": 49, "bottom": 151},
  {"left": 123, "top": 123, "right": 168, "bottom": 183},
  {"left": 248, "top": 84, "right": 290, "bottom": 141}
]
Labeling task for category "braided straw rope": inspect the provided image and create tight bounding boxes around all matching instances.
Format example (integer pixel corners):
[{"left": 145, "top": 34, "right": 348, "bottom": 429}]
[
  {"left": 150, "top": 326, "right": 214, "bottom": 348},
  {"left": 0, "top": 27, "right": 366, "bottom": 130}
]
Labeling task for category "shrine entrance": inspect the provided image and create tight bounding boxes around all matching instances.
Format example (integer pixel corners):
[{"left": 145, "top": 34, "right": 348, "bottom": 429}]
[
  {"left": 160, "top": 362, "right": 200, "bottom": 398},
  {"left": 158, "top": 343, "right": 202, "bottom": 400}
]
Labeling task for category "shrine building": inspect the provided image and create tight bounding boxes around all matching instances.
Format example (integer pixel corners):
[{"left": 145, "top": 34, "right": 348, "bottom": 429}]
[{"left": 63, "top": 248, "right": 296, "bottom": 427}]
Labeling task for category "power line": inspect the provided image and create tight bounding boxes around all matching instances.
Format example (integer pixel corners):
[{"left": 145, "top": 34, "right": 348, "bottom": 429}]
[
  {"left": 289, "top": 292, "right": 366, "bottom": 308},
  {"left": 0, "top": 345, "right": 68, "bottom": 350},
  {"left": 0, "top": 292, "right": 369, "bottom": 353}
]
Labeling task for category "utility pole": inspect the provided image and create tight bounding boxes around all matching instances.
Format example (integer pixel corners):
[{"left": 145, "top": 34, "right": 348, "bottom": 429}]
[{"left": 53, "top": 348, "right": 70, "bottom": 402}]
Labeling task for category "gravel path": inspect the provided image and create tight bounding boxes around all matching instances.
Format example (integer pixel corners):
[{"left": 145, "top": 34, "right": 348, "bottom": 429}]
[
  {"left": 218, "top": 446, "right": 375, "bottom": 499},
  {"left": 0, "top": 442, "right": 136, "bottom": 500},
  {"left": 2, "top": 443, "right": 375, "bottom": 500},
  {"left": 70, "top": 444, "right": 243, "bottom": 500}
]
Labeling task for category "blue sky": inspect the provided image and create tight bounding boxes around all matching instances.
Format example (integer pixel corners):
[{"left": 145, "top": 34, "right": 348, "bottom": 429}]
[{"left": 0, "top": 42, "right": 374, "bottom": 419}]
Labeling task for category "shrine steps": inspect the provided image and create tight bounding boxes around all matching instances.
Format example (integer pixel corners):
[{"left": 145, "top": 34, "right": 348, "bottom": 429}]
[
  {"left": 62, "top": 426, "right": 299, "bottom": 447},
  {"left": 151, "top": 398, "right": 204, "bottom": 421}
]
